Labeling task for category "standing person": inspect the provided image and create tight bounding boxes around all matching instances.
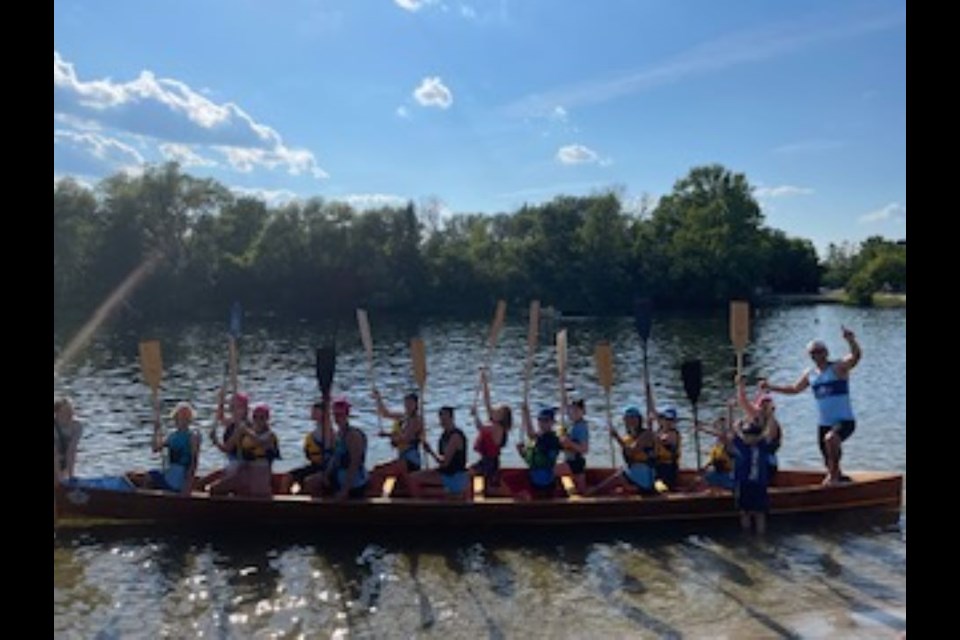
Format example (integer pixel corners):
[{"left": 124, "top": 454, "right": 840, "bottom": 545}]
[
  {"left": 53, "top": 398, "right": 84, "bottom": 483},
  {"left": 128, "top": 402, "right": 202, "bottom": 496},
  {"left": 761, "top": 327, "right": 861, "bottom": 485},
  {"left": 470, "top": 369, "right": 512, "bottom": 493},
  {"left": 409, "top": 406, "right": 469, "bottom": 499},
  {"left": 731, "top": 378, "right": 775, "bottom": 534},
  {"left": 557, "top": 398, "right": 590, "bottom": 494}
]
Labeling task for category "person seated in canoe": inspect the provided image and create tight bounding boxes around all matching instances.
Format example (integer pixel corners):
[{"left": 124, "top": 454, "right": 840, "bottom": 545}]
[
  {"left": 586, "top": 405, "right": 657, "bottom": 496},
  {"left": 652, "top": 406, "right": 682, "bottom": 491},
  {"left": 54, "top": 397, "right": 84, "bottom": 484},
  {"left": 200, "top": 389, "right": 250, "bottom": 489},
  {"left": 514, "top": 404, "right": 562, "bottom": 499},
  {"left": 210, "top": 403, "right": 279, "bottom": 498},
  {"left": 128, "top": 402, "right": 202, "bottom": 495},
  {"left": 408, "top": 406, "right": 469, "bottom": 499},
  {"left": 369, "top": 390, "right": 424, "bottom": 491},
  {"left": 469, "top": 368, "right": 513, "bottom": 494},
  {"left": 279, "top": 397, "right": 335, "bottom": 495},
  {"left": 746, "top": 386, "right": 783, "bottom": 481},
  {"left": 696, "top": 412, "right": 736, "bottom": 492},
  {"left": 557, "top": 397, "right": 590, "bottom": 494},
  {"left": 307, "top": 398, "right": 369, "bottom": 500}
]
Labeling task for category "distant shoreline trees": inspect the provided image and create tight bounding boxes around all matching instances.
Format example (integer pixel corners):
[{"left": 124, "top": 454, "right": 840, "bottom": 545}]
[{"left": 53, "top": 162, "right": 899, "bottom": 328}]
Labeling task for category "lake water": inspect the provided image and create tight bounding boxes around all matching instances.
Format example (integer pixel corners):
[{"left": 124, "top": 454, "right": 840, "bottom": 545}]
[{"left": 54, "top": 304, "right": 906, "bottom": 638}]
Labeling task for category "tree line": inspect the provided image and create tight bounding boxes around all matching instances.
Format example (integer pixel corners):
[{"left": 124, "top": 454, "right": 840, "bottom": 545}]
[{"left": 55, "top": 162, "right": 894, "bottom": 328}]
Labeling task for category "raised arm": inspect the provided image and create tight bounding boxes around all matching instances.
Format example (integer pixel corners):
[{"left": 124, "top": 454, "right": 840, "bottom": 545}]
[
  {"left": 762, "top": 370, "right": 810, "bottom": 395},
  {"left": 481, "top": 369, "right": 496, "bottom": 423},
  {"left": 837, "top": 326, "right": 862, "bottom": 375},
  {"left": 736, "top": 376, "right": 759, "bottom": 420},
  {"left": 521, "top": 402, "right": 536, "bottom": 441},
  {"left": 372, "top": 390, "right": 405, "bottom": 421}
]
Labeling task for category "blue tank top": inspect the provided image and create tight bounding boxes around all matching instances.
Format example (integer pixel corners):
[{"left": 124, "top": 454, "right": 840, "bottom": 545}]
[
  {"left": 564, "top": 420, "right": 589, "bottom": 464},
  {"left": 809, "top": 363, "right": 855, "bottom": 425},
  {"left": 335, "top": 427, "right": 369, "bottom": 489}
]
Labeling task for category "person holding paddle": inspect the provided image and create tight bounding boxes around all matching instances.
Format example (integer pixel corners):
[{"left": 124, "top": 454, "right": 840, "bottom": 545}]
[
  {"left": 129, "top": 402, "right": 201, "bottom": 495},
  {"left": 652, "top": 406, "right": 682, "bottom": 491},
  {"left": 557, "top": 398, "right": 590, "bottom": 494},
  {"left": 514, "top": 403, "right": 562, "bottom": 499},
  {"left": 370, "top": 390, "right": 425, "bottom": 484},
  {"left": 586, "top": 406, "right": 657, "bottom": 496},
  {"left": 280, "top": 398, "right": 335, "bottom": 495},
  {"left": 309, "top": 398, "right": 369, "bottom": 500},
  {"left": 761, "top": 327, "right": 861, "bottom": 485},
  {"left": 53, "top": 397, "right": 84, "bottom": 483},
  {"left": 469, "top": 369, "right": 513, "bottom": 493}
]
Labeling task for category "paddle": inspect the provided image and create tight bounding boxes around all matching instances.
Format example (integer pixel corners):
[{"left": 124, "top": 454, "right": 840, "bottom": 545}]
[
  {"left": 316, "top": 345, "right": 336, "bottom": 397},
  {"left": 522, "top": 300, "right": 540, "bottom": 406},
  {"left": 138, "top": 339, "right": 163, "bottom": 441},
  {"left": 556, "top": 329, "right": 568, "bottom": 429},
  {"left": 411, "top": 337, "right": 428, "bottom": 469},
  {"left": 594, "top": 341, "right": 615, "bottom": 468},
  {"left": 681, "top": 359, "right": 704, "bottom": 470},
  {"left": 228, "top": 302, "right": 242, "bottom": 395},
  {"left": 471, "top": 300, "right": 507, "bottom": 412},
  {"left": 634, "top": 297, "right": 654, "bottom": 418},
  {"left": 730, "top": 300, "right": 750, "bottom": 378},
  {"left": 356, "top": 308, "right": 382, "bottom": 432}
]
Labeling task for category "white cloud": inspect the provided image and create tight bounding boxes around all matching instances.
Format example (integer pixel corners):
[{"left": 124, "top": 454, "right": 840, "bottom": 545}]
[
  {"left": 503, "top": 9, "right": 904, "bottom": 117},
  {"left": 229, "top": 186, "right": 301, "bottom": 206},
  {"left": 53, "top": 51, "right": 327, "bottom": 179},
  {"left": 215, "top": 145, "right": 328, "bottom": 179},
  {"left": 859, "top": 202, "right": 905, "bottom": 223},
  {"left": 396, "top": 105, "right": 410, "bottom": 119},
  {"left": 395, "top": 0, "right": 433, "bottom": 12},
  {"left": 413, "top": 76, "right": 454, "bottom": 109},
  {"left": 339, "top": 193, "right": 410, "bottom": 210},
  {"left": 159, "top": 143, "right": 217, "bottom": 168},
  {"left": 550, "top": 106, "right": 568, "bottom": 122},
  {"left": 54, "top": 130, "right": 144, "bottom": 176},
  {"left": 754, "top": 184, "right": 813, "bottom": 198},
  {"left": 556, "top": 144, "right": 600, "bottom": 165}
]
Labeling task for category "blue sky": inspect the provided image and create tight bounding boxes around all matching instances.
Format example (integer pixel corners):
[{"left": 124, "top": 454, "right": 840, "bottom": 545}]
[{"left": 54, "top": 0, "right": 905, "bottom": 253}]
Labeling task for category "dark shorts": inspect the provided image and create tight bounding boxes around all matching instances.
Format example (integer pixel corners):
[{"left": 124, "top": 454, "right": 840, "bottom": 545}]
[
  {"left": 147, "top": 469, "right": 177, "bottom": 492},
  {"left": 735, "top": 482, "right": 769, "bottom": 513},
  {"left": 819, "top": 421, "right": 856, "bottom": 462},
  {"left": 472, "top": 457, "right": 501, "bottom": 484},
  {"left": 656, "top": 463, "right": 679, "bottom": 489},
  {"left": 404, "top": 459, "right": 422, "bottom": 473},
  {"left": 288, "top": 462, "right": 327, "bottom": 485},
  {"left": 566, "top": 456, "right": 586, "bottom": 475}
]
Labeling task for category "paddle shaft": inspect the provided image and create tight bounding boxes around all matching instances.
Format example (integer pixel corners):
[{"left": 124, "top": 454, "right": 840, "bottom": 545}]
[
  {"left": 642, "top": 341, "right": 654, "bottom": 418},
  {"left": 692, "top": 402, "right": 702, "bottom": 470},
  {"left": 605, "top": 389, "right": 615, "bottom": 468},
  {"left": 228, "top": 337, "right": 238, "bottom": 395},
  {"left": 522, "top": 300, "right": 540, "bottom": 406},
  {"left": 471, "top": 301, "right": 507, "bottom": 411},
  {"left": 357, "top": 310, "right": 381, "bottom": 431}
]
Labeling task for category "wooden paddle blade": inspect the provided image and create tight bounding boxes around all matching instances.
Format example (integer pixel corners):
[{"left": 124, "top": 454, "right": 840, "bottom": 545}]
[
  {"left": 527, "top": 300, "right": 540, "bottom": 349},
  {"left": 730, "top": 300, "right": 750, "bottom": 351},
  {"left": 357, "top": 308, "right": 373, "bottom": 356},
  {"left": 229, "top": 302, "right": 242, "bottom": 339},
  {"left": 634, "top": 297, "right": 652, "bottom": 341},
  {"left": 681, "top": 359, "right": 703, "bottom": 405},
  {"left": 411, "top": 338, "right": 427, "bottom": 388},
  {"left": 138, "top": 340, "right": 163, "bottom": 391},
  {"left": 594, "top": 342, "right": 614, "bottom": 392},
  {"left": 316, "top": 345, "right": 336, "bottom": 396},
  {"left": 556, "top": 329, "right": 568, "bottom": 379},
  {"left": 489, "top": 299, "right": 507, "bottom": 347}
]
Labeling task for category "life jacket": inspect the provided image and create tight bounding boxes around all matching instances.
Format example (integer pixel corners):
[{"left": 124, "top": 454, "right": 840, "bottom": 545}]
[
  {"left": 708, "top": 442, "right": 732, "bottom": 473},
  {"left": 438, "top": 428, "right": 467, "bottom": 476},
  {"left": 240, "top": 430, "right": 280, "bottom": 462},
  {"left": 655, "top": 430, "right": 681, "bottom": 465},
  {"left": 303, "top": 431, "right": 330, "bottom": 465},
  {"left": 167, "top": 429, "right": 196, "bottom": 468},
  {"left": 623, "top": 433, "right": 655, "bottom": 465}
]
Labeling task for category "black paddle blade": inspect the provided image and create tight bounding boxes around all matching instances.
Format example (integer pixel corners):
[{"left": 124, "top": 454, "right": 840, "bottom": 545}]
[
  {"left": 316, "top": 345, "right": 336, "bottom": 396},
  {"left": 634, "top": 297, "right": 652, "bottom": 341},
  {"left": 681, "top": 359, "right": 703, "bottom": 405}
]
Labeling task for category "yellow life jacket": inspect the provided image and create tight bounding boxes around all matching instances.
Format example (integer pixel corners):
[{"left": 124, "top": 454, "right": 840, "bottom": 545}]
[
  {"left": 303, "top": 431, "right": 328, "bottom": 465},
  {"left": 623, "top": 434, "right": 653, "bottom": 464},
  {"left": 708, "top": 442, "right": 732, "bottom": 473},
  {"left": 240, "top": 431, "right": 279, "bottom": 462}
]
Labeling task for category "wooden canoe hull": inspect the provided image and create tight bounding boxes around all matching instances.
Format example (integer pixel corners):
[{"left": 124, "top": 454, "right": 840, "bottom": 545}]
[{"left": 54, "top": 468, "right": 903, "bottom": 530}]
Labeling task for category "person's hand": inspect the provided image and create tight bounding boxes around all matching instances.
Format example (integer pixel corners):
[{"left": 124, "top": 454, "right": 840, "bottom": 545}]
[
  {"left": 734, "top": 374, "right": 744, "bottom": 387},
  {"left": 842, "top": 325, "right": 856, "bottom": 341},
  {"left": 758, "top": 379, "right": 770, "bottom": 392}
]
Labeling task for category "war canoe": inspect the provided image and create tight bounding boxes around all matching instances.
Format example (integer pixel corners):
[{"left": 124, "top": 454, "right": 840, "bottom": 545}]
[{"left": 53, "top": 468, "right": 903, "bottom": 530}]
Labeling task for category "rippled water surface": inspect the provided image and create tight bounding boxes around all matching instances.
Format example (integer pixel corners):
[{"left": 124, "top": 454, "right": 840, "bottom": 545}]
[{"left": 54, "top": 305, "right": 906, "bottom": 638}]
